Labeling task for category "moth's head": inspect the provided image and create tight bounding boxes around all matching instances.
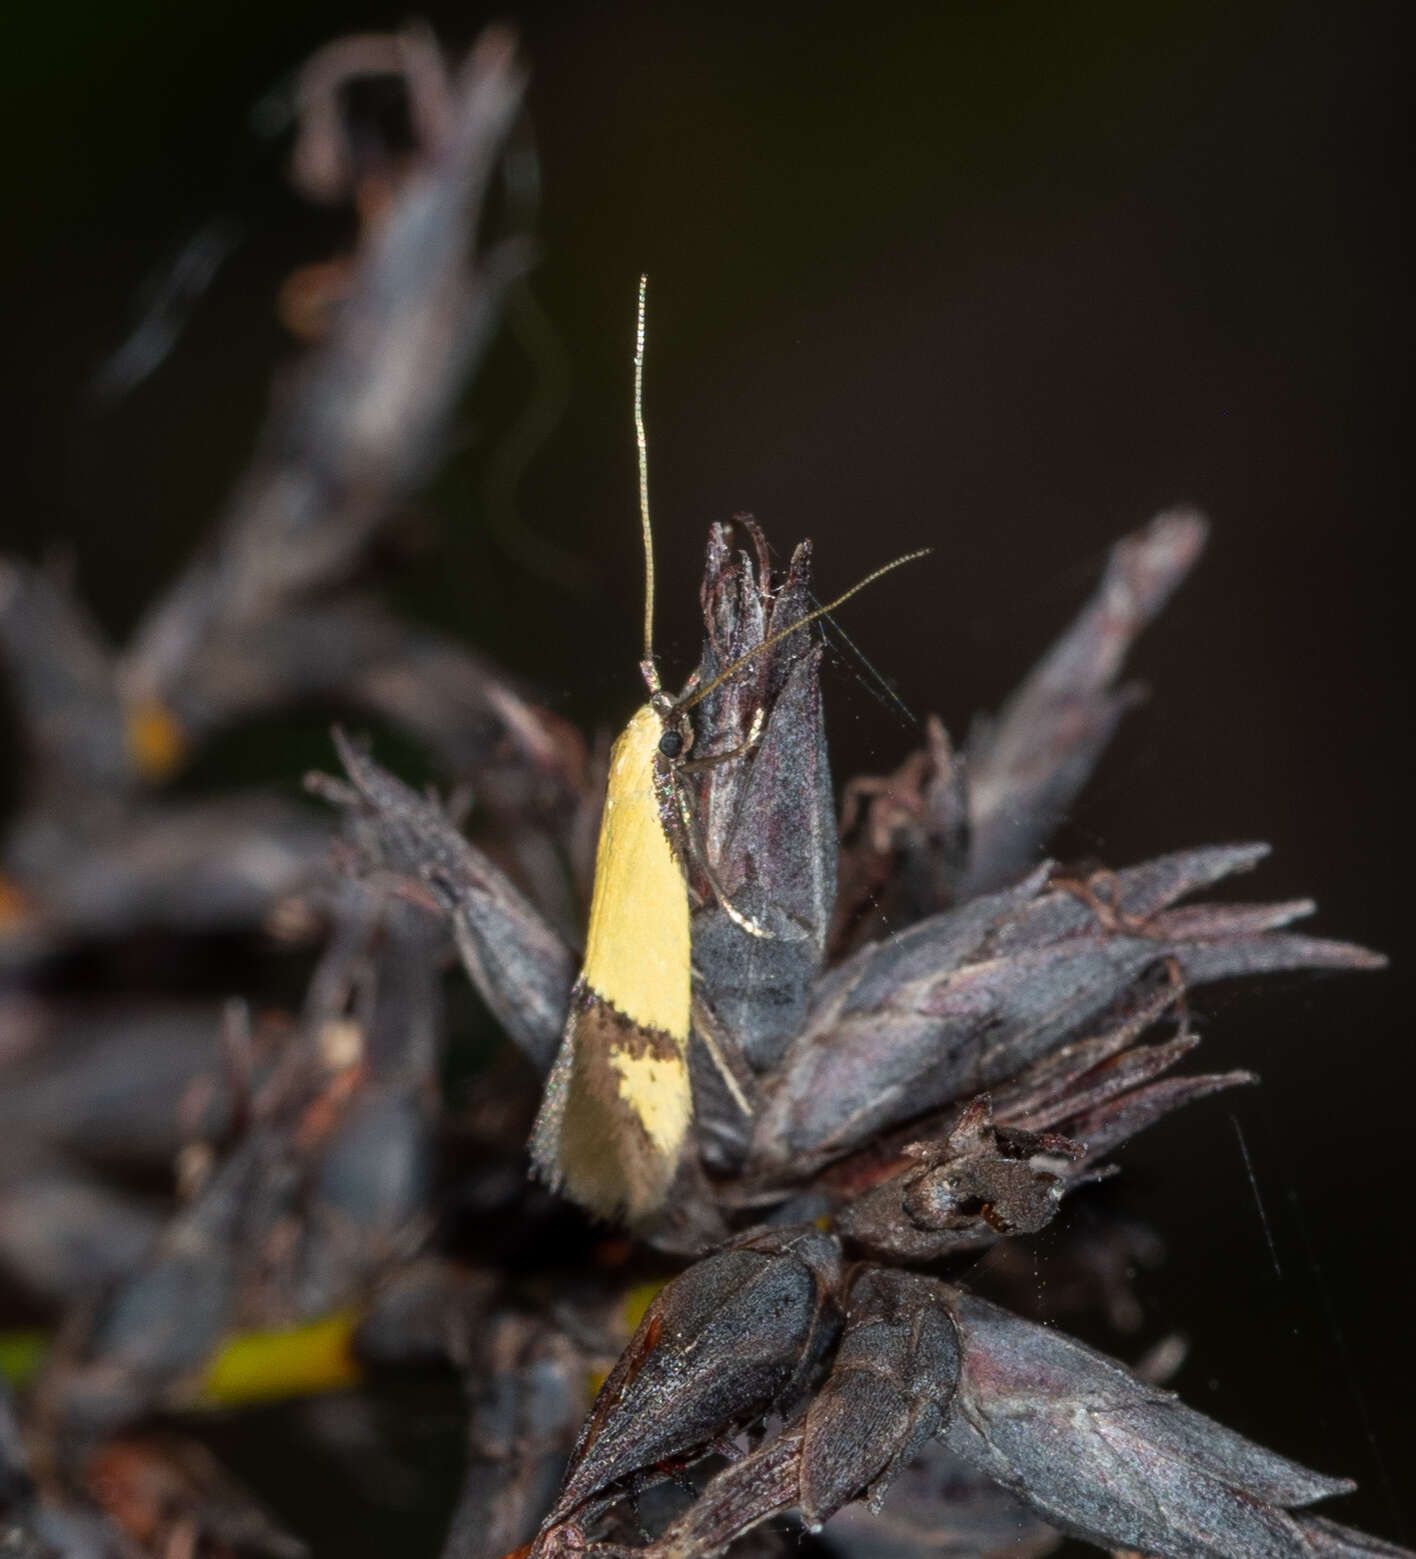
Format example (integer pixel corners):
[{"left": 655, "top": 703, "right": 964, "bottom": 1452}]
[{"left": 650, "top": 689, "right": 693, "bottom": 760}]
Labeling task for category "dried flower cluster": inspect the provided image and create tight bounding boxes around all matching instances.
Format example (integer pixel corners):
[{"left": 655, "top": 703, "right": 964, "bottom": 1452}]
[{"left": 0, "top": 24, "right": 1404, "bottom": 1559}]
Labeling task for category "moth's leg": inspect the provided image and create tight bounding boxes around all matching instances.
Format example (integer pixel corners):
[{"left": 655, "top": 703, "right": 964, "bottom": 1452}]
[
  {"left": 673, "top": 782, "right": 773, "bottom": 940},
  {"left": 678, "top": 707, "right": 766, "bottom": 774},
  {"left": 690, "top": 995, "right": 754, "bottom": 1119},
  {"left": 678, "top": 741, "right": 753, "bottom": 775}
]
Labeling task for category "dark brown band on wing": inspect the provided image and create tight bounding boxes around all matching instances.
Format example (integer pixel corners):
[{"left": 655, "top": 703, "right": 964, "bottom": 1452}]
[
  {"left": 553, "top": 990, "right": 687, "bottom": 1222},
  {"left": 569, "top": 982, "right": 683, "bottom": 1062}
]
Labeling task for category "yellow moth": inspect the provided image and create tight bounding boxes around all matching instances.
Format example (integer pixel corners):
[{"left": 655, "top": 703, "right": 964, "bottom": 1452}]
[{"left": 530, "top": 278, "right": 924, "bottom": 1223}]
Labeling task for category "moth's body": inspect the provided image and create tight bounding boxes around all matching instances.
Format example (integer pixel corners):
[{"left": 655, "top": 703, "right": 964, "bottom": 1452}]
[{"left": 530, "top": 701, "right": 696, "bottom": 1221}]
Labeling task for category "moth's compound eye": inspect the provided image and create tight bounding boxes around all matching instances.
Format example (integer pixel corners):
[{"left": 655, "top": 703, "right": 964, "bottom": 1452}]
[{"left": 658, "top": 729, "right": 684, "bottom": 758}]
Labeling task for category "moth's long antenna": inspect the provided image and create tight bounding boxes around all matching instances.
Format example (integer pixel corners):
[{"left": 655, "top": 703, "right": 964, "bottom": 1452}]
[
  {"left": 634, "top": 275, "right": 655, "bottom": 666},
  {"left": 677, "top": 548, "right": 931, "bottom": 713}
]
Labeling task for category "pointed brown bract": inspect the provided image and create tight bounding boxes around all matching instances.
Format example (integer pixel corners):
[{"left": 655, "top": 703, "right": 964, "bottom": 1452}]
[
  {"left": 312, "top": 729, "right": 576, "bottom": 1074},
  {"left": 538, "top": 1225, "right": 842, "bottom": 1535}
]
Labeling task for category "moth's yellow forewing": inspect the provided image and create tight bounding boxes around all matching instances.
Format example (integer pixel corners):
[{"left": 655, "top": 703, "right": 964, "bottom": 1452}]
[
  {"left": 605, "top": 1049, "right": 692, "bottom": 1159},
  {"left": 530, "top": 704, "right": 693, "bottom": 1223},
  {"left": 580, "top": 705, "right": 690, "bottom": 1039}
]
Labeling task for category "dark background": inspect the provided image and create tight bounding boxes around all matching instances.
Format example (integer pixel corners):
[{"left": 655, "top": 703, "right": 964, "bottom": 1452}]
[{"left": 4, "top": 0, "right": 1411, "bottom": 1551}]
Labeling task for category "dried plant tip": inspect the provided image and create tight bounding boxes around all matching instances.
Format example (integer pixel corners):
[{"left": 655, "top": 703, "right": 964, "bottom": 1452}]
[
  {"left": 796, "top": 1268, "right": 960, "bottom": 1528},
  {"left": 574, "top": 1270, "right": 961, "bottom": 1559},
  {"left": 963, "top": 507, "right": 1209, "bottom": 897},
  {"left": 314, "top": 729, "right": 575, "bottom": 1072},
  {"left": 836, "top": 1096, "right": 1079, "bottom": 1260},
  {"left": 538, "top": 1226, "right": 842, "bottom": 1534},
  {"left": 941, "top": 1287, "right": 1376, "bottom": 1559},
  {"left": 756, "top": 844, "right": 1382, "bottom": 1168}
]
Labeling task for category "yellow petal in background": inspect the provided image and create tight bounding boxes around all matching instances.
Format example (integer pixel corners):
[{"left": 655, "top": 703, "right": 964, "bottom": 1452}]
[{"left": 194, "top": 1310, "right": 362, "bottom": 1408}]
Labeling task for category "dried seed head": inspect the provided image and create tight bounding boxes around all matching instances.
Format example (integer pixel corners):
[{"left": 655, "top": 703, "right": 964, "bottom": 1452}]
[{"left": 540, "top": 1226, "right": 842, "bottom": 1532}]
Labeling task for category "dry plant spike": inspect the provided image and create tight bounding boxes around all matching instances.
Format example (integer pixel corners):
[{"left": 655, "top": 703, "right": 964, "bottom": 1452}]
[
  {"left": 118, "top": 27, "right": 531, "bottom": 713},
  {"left": 964, "top": 507, "right": 1209, "bottom": 896}
]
